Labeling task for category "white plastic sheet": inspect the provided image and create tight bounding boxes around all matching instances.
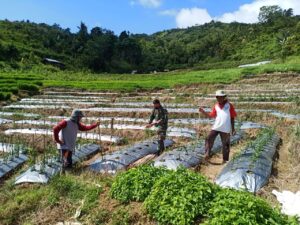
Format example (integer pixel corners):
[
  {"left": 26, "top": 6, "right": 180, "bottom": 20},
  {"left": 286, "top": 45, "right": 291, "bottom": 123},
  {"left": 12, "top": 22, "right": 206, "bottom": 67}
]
[
  {"left": 272, "top": 190, "right": 300, "bottom": 218},
  {"left": 216, "top": 133, "right": 280, "bottom": 192},
  {"left": 0, "top": 154, "right": 28, "bottom": 179},
  {"left": 4, "top": 128, "right": 123, "bottom": 144},
  {"left": 89, "top": 139, "right": 174, "bottom": 174},
  {"left": 15, "top": 144, "right": 100, "bottom": 184}
]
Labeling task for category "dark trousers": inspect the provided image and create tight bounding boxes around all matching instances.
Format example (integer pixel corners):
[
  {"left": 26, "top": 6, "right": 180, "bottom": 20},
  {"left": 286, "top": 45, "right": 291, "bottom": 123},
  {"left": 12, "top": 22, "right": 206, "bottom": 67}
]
[
  {"left": 157, "top": 130, "right": 166, "bottom": 155},
  {"left": 205, "top": 130, "right": 230, "bottom": 161},
  {"left": 61, "top": 149, "right": 73, "bottom": 168}
]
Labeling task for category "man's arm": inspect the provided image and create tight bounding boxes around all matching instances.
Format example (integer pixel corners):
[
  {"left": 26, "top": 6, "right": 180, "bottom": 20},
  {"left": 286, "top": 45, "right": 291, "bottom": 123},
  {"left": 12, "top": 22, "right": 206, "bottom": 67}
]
[
  {"left": 148, "top": 109, "right": 155, "bottom": 124},
  {"left": 146, "top": 109, "right": 156, "bottom": 128},
  {"left": 78, "top": 121, "right": 100, "bottom": 131},
  {"left": 199, "top": 106, "right": 216, "bottom": 118},
  {"left": 53, "top": 120, "right": 67, "bottom": 144},
  {"left": 231, "top": 117, "right": 236, "bottom": 135},
  {"left": 230, "top": 103, "right": 237, "bottom": 135}
]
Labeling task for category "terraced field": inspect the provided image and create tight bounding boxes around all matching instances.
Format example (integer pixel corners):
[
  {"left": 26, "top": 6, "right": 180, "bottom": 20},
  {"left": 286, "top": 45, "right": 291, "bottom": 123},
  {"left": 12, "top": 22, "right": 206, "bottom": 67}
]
[{"left": 0, "top": 72, "right": 299, "bottom": 224}]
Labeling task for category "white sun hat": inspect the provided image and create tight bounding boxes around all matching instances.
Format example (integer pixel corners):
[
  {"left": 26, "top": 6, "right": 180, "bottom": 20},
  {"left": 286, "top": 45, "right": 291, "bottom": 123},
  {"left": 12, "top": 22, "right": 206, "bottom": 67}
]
[{"left": 215, "top": 90, "right": 227, "bottom": 97}]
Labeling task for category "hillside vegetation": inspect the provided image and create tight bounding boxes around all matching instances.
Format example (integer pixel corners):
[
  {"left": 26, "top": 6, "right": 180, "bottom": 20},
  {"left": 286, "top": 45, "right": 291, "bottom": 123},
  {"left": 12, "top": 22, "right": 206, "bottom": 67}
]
[
  {"left": 0, "top": 5, "right": 299, "bottom": 74},
  {"left": 1, "top": 5, "right": 300, "bottom": 100}
]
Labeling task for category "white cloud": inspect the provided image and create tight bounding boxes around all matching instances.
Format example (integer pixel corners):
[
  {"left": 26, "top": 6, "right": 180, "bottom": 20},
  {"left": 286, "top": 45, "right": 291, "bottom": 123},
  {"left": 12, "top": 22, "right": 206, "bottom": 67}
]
[
  {"left": 131, "top": 0, "right": 162, "bottom": 8},
  {"left": 159, "top": 9, "right": 178, "bottom": 16},
  {"left": 164, "top": 0, "right": 300, "bottom": 28},
  {"left": 217, "top": 0, "right": 300, "bottom": 23},
  {"left": 176, "top": 8, "right": 212, "bottom": 28}
]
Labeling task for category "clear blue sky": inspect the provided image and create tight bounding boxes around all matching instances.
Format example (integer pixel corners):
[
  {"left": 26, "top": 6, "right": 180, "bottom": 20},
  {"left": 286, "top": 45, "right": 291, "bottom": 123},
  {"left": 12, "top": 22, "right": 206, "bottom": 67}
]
[{"left": 0, "top": 0, "right": 298, "bottom": 35}]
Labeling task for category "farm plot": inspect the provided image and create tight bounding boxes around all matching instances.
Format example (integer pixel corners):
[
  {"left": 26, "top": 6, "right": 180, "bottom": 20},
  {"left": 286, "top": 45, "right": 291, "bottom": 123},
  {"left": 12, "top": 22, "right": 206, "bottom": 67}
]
[{"left": 0, "top": 73, "right": 300, "bottom": 224}]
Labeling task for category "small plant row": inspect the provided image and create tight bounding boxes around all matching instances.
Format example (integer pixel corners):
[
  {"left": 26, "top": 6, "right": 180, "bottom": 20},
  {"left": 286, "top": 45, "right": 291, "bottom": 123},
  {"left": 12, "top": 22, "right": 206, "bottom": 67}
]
[
  {"left": 216, "top": 128, "right": 280, "bottom": 193},
  {"left": 0, "top": 137, "right": 29, "bottom": 179},
  {"left": 237, "top": 95, "right": 300, "bottom": 103},
  {"left": 110, "top": 165, "right": 299, "bottom": 225}
]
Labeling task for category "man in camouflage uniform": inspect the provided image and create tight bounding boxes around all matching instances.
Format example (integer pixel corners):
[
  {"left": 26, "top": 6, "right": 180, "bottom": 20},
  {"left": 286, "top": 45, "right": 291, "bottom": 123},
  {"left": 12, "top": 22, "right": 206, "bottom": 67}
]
[{"left": 146, "top": 99, "right": 168, "bottom": 155}]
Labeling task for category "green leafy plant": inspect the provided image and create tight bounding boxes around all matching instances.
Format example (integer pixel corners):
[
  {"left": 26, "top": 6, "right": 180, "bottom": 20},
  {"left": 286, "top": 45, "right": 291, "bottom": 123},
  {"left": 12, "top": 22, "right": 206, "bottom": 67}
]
[
  {"left": 144, "top": 168, "right": 217, "bottom": 225},
  {"left": 110, "top": 164, "right": 171, "bottom": 203},
  {"left": 203, "top": 188, "right": 299, "bottom": 225}
]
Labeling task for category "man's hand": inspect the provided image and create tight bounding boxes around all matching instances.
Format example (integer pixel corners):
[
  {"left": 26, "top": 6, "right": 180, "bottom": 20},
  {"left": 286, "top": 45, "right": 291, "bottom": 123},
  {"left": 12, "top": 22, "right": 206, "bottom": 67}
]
[
  {"left": 154, "top": 119, "right": 161, "bottom": 125},
  {"left": 53, "top": 137, "right": 64, "bottom": 145},
  {"left": 199, "top": 107, "right": 206, "bottom": 114},
  {"left": 96, "top": 120, "right": 100, "bottom": 126},
  {"left": 146, "top": 123, "right": 153, "bottom": 128}
]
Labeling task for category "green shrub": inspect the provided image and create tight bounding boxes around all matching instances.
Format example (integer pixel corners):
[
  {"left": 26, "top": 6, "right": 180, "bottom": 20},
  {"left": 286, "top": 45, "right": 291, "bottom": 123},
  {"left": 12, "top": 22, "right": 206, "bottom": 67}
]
[
  {"left": 0, "top": 92, "right": 11, "bottom": 100},
  {"left": 110, "top": 164, "right": 171, "bottom": 203},
  {"left": 203, "top": 188, "right": 299, "bottom": 225},
  {"left": 33, "top": 81, "right": 43, "bottom": 86},
  {"left": 144, "top": 168, "right": 217, "bottom": 225},
  {"left": 18, "top": 83, "right": 39, "bottom": 93}
]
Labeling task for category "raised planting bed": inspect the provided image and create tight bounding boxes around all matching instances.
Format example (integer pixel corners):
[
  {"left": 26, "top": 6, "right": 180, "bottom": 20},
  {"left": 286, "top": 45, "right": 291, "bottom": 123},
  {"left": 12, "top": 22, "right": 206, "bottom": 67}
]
[
  {"left": 0, "top": 112, "right": 40, "bottom": 118},
  {"left": 12, "top": 120, "right": 197, "bottom": 139},
  {"left": 0, "top": 118, "right": 12, "bottom": 124},
  {"left": 4, "top": 128, "right": 123, "bottom": 144},
  {"left": 4, "top": 104, "right": 71, "bottom": 109},
  {"left": 215, "top": 128, "right": 280, "bottom": 193},
  {"left": 153, "top": 132, "right": 243, "bottom": 170},
  {"left": 14, "top": 144, "right": 100, "bottom": 184},
  {"left": 0, "top": 144, "right": 28, "bottom": 180},
  {"left": 89, "top": 139, "right": 174, "bottom": 174}
]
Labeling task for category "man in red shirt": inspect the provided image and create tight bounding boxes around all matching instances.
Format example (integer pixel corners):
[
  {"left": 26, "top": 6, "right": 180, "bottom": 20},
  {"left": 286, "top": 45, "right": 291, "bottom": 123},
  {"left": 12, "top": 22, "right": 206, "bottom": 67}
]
[
  {"left": 53, "top": 109, "right": 100, "bottom": 170},
  {"left": 199, "top": 90, "right": 237, "bottom": 163}
]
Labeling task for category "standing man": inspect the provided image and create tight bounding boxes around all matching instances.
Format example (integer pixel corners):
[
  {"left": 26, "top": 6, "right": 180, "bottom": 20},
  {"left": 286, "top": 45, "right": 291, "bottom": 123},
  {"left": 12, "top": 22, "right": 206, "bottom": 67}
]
[
  {"left": 199, "top": 90, "right": 237, "bottom": 163},
  {"left": 53, "top": 109, "right": 100, "bottom": 170},
  {"left": 146, "top": 99, "right": 168, "bottom": 155}
]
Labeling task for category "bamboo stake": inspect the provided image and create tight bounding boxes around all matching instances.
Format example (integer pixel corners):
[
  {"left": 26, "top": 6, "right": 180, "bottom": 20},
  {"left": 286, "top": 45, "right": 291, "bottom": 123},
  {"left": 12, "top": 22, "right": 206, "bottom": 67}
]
[
  {"left": 110, "top": 118, "right": 114, "bottom": 151},
  {"left": 97, "top": 117, "right": 103, "bottom": 159}
]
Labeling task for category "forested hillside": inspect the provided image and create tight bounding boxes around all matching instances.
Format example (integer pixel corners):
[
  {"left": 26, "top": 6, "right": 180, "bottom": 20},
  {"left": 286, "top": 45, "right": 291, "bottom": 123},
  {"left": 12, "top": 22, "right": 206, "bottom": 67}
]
[{"left": 0, "top": 5, "right": 299, "bottom": 73}]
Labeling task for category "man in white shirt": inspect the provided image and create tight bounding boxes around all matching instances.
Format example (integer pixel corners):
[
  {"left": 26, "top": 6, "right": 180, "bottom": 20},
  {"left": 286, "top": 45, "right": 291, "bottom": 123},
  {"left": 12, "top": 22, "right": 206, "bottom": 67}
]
[{"left": 199, "top": 90, "right": 237, "bottom": 163}]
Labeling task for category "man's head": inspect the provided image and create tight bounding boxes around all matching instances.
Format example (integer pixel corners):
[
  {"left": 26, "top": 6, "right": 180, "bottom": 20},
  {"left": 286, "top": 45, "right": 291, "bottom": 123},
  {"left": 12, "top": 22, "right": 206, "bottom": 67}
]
[
  {"left": 215, "top": 90, "right": 227, "bottom": 104},
  {"left": 70, "top": 109, "right": 84, "bottom": 123},
  {"left": 152, "top": 99, "right": 161, "bottom": 109}
]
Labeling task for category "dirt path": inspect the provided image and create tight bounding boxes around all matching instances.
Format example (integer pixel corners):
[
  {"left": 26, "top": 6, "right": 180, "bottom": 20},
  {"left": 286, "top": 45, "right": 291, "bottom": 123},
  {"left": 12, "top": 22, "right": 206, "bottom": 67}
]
[{"left": 197, "top": 138, "right": 249, "bottom": 182}]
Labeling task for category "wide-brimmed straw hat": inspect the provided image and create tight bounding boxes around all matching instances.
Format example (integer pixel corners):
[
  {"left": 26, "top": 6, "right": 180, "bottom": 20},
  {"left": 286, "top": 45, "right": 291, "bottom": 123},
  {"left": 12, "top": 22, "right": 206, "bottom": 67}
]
[{"left": 215, "top": 90, "right": 227, "bottom": 97}]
